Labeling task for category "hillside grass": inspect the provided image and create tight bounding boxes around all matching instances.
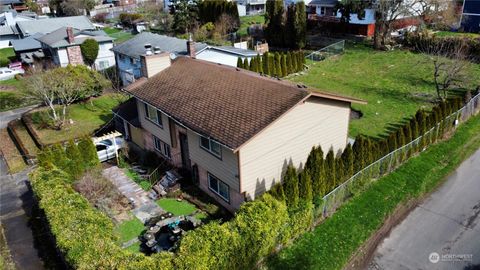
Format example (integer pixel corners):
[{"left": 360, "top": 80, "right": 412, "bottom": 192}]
[
  {"left": 0, "top": 47, "right": 14, "bottom": 66},
  {"left": 29, "top": 94, "right": 126, "bottom": 145},
  {"left": 267, "top": 114, "right": 480, "bottom": 270},
  {"left": 290, "top": 43, "right": 480, "bottom": 138},
  {"left": 237, "top": 14, "right": 264, "bottom": 37},
  {"left": 105, "top": 27, "right": 135, "bottom": 44}
]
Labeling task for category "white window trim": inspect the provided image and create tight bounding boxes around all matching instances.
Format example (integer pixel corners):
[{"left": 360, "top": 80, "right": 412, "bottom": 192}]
[
  {"left": 208, "top": 173, "right": 230, "bottom": 202},
  {"left": 153, "top": 135, "right": 171, "bottom": 159},
  {"left": 199, "top": 136, "right": 222, "bottom": 159},
  {"left": 145, "top": 103, "right": 163, "bottom": 128}
]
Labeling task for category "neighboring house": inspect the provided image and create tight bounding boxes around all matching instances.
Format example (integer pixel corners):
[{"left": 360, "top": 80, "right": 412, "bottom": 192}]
[
  {"left": 112, "top": 32, "right": 260, "bottom": 86},
  {"left": 236, "top": 0, "right": 266, "bottom": 15},
  {"left": 9, "top": 32, "right": 44, "bottom": 65},
  {"left": 0, "top": 10, "right": 35, "bottom": 48},
  {"left": 461, "top": 0, "right": 480, "bottom": 33},
  {"left": 308, "top": 0, "right": 422, "bottom": 37},
  {"left": 16, "top": 15, "right": 95, "bottom": 38},
  {"left": 119, "top": 55, "right": 365, "bottom": 212},
  {"left": 37, "top": 27, "right": 115, "bottom": 70}
]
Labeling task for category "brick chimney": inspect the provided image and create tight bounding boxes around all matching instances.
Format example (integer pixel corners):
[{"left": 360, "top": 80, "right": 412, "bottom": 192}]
[
  {"left": 186, "top": 33, "right": 195, "bottom": 58},
  {"left": 66, "top": 27, "right": 75, "bottom": 44}
]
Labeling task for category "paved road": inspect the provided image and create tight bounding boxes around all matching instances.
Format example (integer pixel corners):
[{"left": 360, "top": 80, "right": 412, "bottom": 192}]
[
  {"left": 370, "top": 149, "right": 480, "bottom": 270},
  {"left": 0, "top": 105, "right": 37, "bottom": 129},
  {"left": 0, "top": 163, "right": 45, "bottom": 269}
]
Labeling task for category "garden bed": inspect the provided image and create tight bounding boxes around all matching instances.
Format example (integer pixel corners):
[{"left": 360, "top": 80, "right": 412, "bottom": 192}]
[{"left": 0, "top": 128, "right": 26, "bottom": 173}]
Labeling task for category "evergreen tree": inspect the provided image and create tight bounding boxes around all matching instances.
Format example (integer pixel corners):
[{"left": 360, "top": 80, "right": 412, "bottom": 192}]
[
  {"left": 78, "top": 136, "right": 100, "bottom": 169},
  {"left": 283, "top": 165, "right": 299, "bottom": 208},
  {"left": 387, "top": 132, "right": 398, "bottom": 153},
  {"left": 335, "top": 157, "right": 345, "bottom": 184},
  {"left": 352, "top": 135, "right": 365, "bottom": 172},
  {"left": 256, "top": 54, "right": 263, "bottom": 74},
  {"left": 293, "top": 3, "right": 306, "bottom": 49},
  {"left": 286, "top": 52, "right": 293, "bottom": 74},
  {"left": 37, "top": 146, "right": 54, "bottom": 168},
  {"left": 291, "top": 52, "right": 298, "bottom": 73},
  {"left": 249, "top": 57, "right": 255, "bottom": 71},
  {"left": 243, "top": 58, "right": 249, "bottom": 71},
  {"left": 65, "top": 139, "right": 84, "bottom": 178},
  {"left": 268, "top": 54, "right": 275, "bottom": 76},
  {"left": 305, "top": 146, "right": 326, "bottom": 197},
  {"left": 51, "top": 143, "right": 70, "bottom": 172},
  {"left": 325, "top": 149, "right": 336, "bottom": 192},
  {"left": 281, "top": 53, "right": 287, "bottom": 77},
  {"left": 237, "top": 57, "right": 243, "bottom": 68},
  {"left": 263, "top": 52, "right": 269, "bottom": 75},
  {"left": 264, "top": 0, "right": 285, "bottom": 47},
  {"left": 410, "top": 117, "right": 419, "bottom": 140},
  {"left": 299, "top": 169, "right": 313, "bottom": 203},
  {"left": 274, "top": 52, "right": 282, "bottom": 77},
  {"left": 269, "top": 182, "right": 286, "bottom": 201},
  {"left": 415, "top": 110, "right": 427, "bottom": 135},
  {"left": 296, "top": 51, "right": 304, "bottom": 71},
  {"left": 342, "top": 144, "right": 354, "bottom": 180}
]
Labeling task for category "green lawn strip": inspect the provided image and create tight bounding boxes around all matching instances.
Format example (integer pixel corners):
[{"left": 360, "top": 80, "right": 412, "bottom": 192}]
[
  {"left": 0, "top": 47, "right": 15, "bottom": 65},
  {"left": 104, "top": 27, "right": 135, "bottom": 44},
  {"left": 157, "top": 198, "right": 197, "bottom": 216},
  {"left": 124, "top": 168, "right": 151, "bottom": 191},
  {"left": 267, "top": 115, "right": 480, "bottom": 270},
  {"left": 434, "top": 31, "right": 480, "bottom": 39},
  {"left": 124, "top": 241, "right": 142, "bottom": 253},
  {"left": 115, "top": 217, "right": 145, "bottom": 244},
  {"left": 290, "top": 43, "right": 480, "bottom": 138},
  {"left": 11, "top": 120, "right": 39, "bottom": 157},
  {"left": 237, "top": 14, "right": 264, "bottom": 37},
  {"left": 0, "top": 128, "right": 26, "bottom": 173},
  {"left": 29, "top": 94, "right": 125, "bottom": 145}
]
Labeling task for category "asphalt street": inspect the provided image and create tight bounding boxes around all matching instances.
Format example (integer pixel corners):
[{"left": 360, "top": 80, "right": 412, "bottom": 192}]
[{"left": 369, "top": 149, "right": 480, "bottom": 270}]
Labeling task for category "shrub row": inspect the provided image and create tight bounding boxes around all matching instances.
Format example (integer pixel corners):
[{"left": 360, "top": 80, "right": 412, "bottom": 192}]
[
  {"left": 269, "top": 95, "right": 468, "bottom": 216},
  {"left": 267, "top": 112, "right": 480, "bottom": 270},
  {"left": 237, "top": 51, "right": 305, "bottom": 78},
  {"left": 403, "top": 33, "right": 480, "bottom": 63}
]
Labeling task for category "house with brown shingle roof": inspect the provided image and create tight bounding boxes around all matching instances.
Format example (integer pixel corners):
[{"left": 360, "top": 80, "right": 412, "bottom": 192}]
[{"left": 120, "top": 54, "right": 365, "bottom": 212}]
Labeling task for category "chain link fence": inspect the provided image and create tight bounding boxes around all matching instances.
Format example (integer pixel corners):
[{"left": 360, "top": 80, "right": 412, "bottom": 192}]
[
  {"left": 319, "top": 93, "right": 480, "bottom": 218},
  {"left": 306, "top": 40, "right": 345, "bottom": 61}
]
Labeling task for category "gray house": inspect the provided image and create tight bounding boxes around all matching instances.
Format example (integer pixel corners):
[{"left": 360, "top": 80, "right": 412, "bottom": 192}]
[{"left": 112, "top": 32, "right": 260, "bottom": 86}]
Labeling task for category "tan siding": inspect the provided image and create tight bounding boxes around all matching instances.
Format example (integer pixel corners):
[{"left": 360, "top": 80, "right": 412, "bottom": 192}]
[
  {"left": 129, "top": 124, "right": 145, "bottom": 148},
  {"left": 187, "top": 130, "right": 240, "bottom": 192},
  {"left": 141, "top": 53, "right": 171, "bottom": 78},
  {"left": 239, "top": 97, "right": 350, "bottom": 199},
  {"left": 137, "top": 99, "right": 171, "bottom": 145}
]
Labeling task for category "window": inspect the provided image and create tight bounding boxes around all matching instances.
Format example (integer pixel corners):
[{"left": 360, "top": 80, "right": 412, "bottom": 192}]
[
  {"left": 144, "top": 103, "right": 163, "bottom": 127},
  {"left": 99, "top": 60, "right": 109, "bottom": 69},
  {"left": 208, "top": 173, "right": 229, "bottom": 202},
  {"left": 96, "top": 144, "right": 107, "bottom": 151},
  {"left": 199, "top": 135, "right": 221, "bottom": 158},
  {"left": 153, "top": 135, "right": 171, "bottom": 159}
]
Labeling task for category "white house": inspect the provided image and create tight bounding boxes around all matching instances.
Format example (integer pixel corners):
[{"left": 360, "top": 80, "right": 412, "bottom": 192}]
[{"left": 37, "top": 27, "right": 115, "bottom": 70}]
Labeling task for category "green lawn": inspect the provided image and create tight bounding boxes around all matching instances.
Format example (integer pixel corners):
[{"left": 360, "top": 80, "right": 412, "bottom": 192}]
[
  {"left": 434, "top": 31, "right": 480, "bottom": 39},
  {"left": 115, "top": 217, "right": 145, "bottom": 244},
  {"left": 237, "top": 14, "right": 264, "bottom": 37},
  {"left": 125, "top": 241, "right": 142, "bottom": 253},
  {"left": 29, "top": 94, "right": 126, "bottom": 145},
  {"left": 267, "top": 115, "right": 480, "bottom": 270},
  {"left": 0, "top": 79, "right": 31, "bottom": 112},
  {"left": 104, "top": 27, "right": 135, "bottom": 44},
  {"left": 291, "top": 43, "right": 480, "bottom": 138},
  {"left": 0, "top": 47, "right": 14, "bottom": 66},
  {"left": 0, "top": 128, "right": 26, "bottom": 173},
  {"left": 157, "top": 198, "right": 197, "bottom": 216}
]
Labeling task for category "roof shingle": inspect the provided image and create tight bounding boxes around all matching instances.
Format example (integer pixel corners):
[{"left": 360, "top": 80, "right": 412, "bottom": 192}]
[{"left": 126, "top": 57, "right": 363, "bottom": 150}]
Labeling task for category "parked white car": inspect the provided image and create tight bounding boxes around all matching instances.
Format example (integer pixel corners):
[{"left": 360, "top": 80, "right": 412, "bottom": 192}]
[
  {"left": 0, "top": 67, "right": 24, "bottom": 81},
  {"left": 96, "top": 137, "right": 126, "bottom": 162}
]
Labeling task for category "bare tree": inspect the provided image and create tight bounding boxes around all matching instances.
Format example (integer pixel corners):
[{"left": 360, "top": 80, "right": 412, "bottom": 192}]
[
  {"left": 416, "top": 37, "right": 470, "bottom": 101},
  {"left": 373, "top": 0, "right": 413, "bottom": 49},
  {"left": 23, "top": 71, "right": 60, "bottom": 123}
]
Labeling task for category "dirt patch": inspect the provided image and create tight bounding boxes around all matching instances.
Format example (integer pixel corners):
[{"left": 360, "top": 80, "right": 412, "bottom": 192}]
[
  {"left": 343, "top": 198, "right": 420, "bottom": 270},
  {"left": 350, "top": 108, "right": 363, "bottom": 120}
]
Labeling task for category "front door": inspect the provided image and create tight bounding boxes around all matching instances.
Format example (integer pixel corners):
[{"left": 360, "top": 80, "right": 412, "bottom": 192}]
[{"left": 179, "top": 133, "right": 191, "bottom": 170}]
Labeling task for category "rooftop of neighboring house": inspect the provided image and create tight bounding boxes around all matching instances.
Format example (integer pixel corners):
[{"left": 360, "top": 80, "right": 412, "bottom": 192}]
[
  {"left": 111, "top": 31, "right": 259, "bottom": 59},
  {"left": 125, "top": 57, "right": 365, "bottom": 151},
  {"left": 9, "top": 32, "right": 43, "bottom": 51},
  {"left": 308, "top": 0, "right": 338, "bottom": 6},
  {"left": 16, "top": 15, "right": 94, "bottom": 36},
  {"left": 112, "top": 32, "right": 208, "bottom": 59},
  {"left": 37, "top": 27, "right": 113, "bottom": 48}
]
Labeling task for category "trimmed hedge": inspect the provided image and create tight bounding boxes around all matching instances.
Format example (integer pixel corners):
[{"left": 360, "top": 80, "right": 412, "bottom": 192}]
[{"left": 237, "top": 51, "right": 305, "bottom": 77}]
